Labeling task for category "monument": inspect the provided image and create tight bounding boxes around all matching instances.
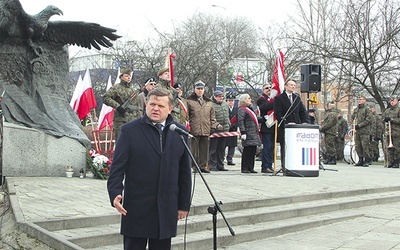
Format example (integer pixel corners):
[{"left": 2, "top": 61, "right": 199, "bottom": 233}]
[{"left": 0, "top": 0, "right": 121, "bottom": 176}]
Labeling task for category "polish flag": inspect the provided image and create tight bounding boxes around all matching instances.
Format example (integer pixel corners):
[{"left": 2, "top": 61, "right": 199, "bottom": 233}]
[
  {"left": 114, "top": 67, "right": 121, "bottom": 84},
  {"left": 75, "top": 69, "right": 97, "bottom": 120},
  {"left": 164, "top": 50, "right": 176, "bottom": 87},
  {"left": 98, "top": 76, "right": 114, "bottom": 130},
  {"left": 70, "top": 75, "right": 83, "bottom": 111},
  {"left": 265, "top": 50, "right": 286, "bottom": 127},
  {"left": 271, "top": 50, "right": 285, "bottom": 98}
]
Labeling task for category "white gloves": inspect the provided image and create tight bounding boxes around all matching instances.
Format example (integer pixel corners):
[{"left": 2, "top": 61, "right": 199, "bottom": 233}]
[{"left": 241, "top": 134, "right": 247, "bottom": 140}]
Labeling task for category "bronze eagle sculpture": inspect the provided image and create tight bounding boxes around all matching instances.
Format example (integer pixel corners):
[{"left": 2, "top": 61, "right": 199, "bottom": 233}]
[
  {"left": 0, "top": 0, "right": 122, "bottom": 146},
  {"left": 0, "top": 0, "right": 121, "bottom": 55}
]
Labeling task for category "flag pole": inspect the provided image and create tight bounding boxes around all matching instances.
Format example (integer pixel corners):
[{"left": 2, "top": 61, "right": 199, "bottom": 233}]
[{"left": 273, "top": 123, "right": 278, "bottom": 172}]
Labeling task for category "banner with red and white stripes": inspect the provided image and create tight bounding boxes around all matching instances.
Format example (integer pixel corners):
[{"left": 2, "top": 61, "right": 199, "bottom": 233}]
[{"left": 209, "top": 131, "right": 241, "bottom": 138}]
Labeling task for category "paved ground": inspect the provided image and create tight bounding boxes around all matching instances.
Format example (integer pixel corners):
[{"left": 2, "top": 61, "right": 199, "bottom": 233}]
[{"left": 3, "top": 159, "right": 400, "bottom": 249}]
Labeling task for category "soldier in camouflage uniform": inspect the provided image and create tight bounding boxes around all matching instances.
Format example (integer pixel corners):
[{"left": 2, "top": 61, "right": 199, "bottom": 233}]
[
  {"left": 102, "top": 69, "right": 140, "bottom": 140},
  {"left": 335, "top": 110, "right": 348, "bottom": 161},
  {"left": 369, "top": 106, "right": 381, "bottom": 162},
  {"left": 351, "top": 95, "right": 372, "bottom": 167},
  {"left": 382, "top": 95, "right": 400, "bottom": 168},
  {"left": 320, "top": 102, "right": 338, "bottom": 165},
  {"left": 156, "top": 67, "right": 188, "bottom": 126}
]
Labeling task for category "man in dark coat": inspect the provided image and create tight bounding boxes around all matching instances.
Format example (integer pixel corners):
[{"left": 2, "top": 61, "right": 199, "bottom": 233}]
[
  {"left": 225, "top": 93, "right": 238, "bottom": 165},
  {"left": 107, "top": 88, "right": 192, "bottom": 249},
  {"left": 274, "top": 79, "right": 310, "bottom": 171},
  {"left": 257, "top": 83, "right": 276, "bottom": 173}
]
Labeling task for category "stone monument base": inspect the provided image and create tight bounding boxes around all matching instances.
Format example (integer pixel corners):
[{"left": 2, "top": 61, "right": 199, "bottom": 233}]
[{"left": 2, "top": 122, "right": 87, "bottom": 177}]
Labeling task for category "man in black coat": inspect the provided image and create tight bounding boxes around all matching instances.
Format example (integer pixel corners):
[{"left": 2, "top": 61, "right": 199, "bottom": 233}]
[
  {"left": 257, "top": 83, "right": 276, "bottom": 173},
  {"left": 225, "top": 93, "right": 238, "bottom": 165},
  {"left": 274, "top": 79, "right": 310, "bottom": 171},
  {"left": 107, "top": 88, "right": 192, "bottom": 249}
]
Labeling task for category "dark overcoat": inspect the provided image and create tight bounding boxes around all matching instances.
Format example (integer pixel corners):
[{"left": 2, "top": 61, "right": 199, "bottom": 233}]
[
  {"left": 237, "top": 106, "right": 261, "bottom": 147},
  {"left": 107, "top": 114, "right": 192, "bottom": 239},
  {"left": 226, "top": 106, "right": 239, "bottom": 147},
  {"left": 273, "top": 91, "right": 310, "bottom": 142}
]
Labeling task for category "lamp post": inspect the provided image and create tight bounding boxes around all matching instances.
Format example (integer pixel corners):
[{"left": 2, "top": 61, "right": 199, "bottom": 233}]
[{"left": 211, "top": 4, "right": 227, "bottom": 94}]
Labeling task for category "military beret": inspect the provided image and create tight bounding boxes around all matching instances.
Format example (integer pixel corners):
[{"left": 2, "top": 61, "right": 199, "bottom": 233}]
[
  {"left": 158, "top": 67, "right": 169, "bottom": 76},
  {"left": 357, "top": 94, "right": 366, "bottom": 99},
  {"left": 194, "top": 81, "right": 205, "bottom": 89},
  {"left": 119, "top": 68, "right": 132, "bottom": 77}
]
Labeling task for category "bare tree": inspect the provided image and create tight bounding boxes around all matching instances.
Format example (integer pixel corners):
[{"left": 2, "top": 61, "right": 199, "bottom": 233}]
[{"left": 284, "top": 0, "right": 400, "bottom": 112}]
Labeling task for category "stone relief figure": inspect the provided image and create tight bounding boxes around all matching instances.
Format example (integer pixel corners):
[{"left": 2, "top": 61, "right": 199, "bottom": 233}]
[{"left": 0, "top": 0, "right": 121, "bottom": 145}]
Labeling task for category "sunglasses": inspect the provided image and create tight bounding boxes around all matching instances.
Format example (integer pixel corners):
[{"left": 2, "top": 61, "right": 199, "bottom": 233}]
[
  {"left": 264, "top": 87, "right": 272, "bottom": 90},
  {"left": 149, "top": 83, "right": 157, "bottom": 86}
]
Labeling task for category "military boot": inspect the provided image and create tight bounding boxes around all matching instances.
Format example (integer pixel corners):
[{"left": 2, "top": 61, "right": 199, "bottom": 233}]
[
  {"left": 354, "top": 158, "right": 364, "bottom": 166},
  {"left": 326, "top": 157, "right": 337, "bottom": 165},
  {"left": 363, "top": 158, "right": 370, "bottom": 167}
]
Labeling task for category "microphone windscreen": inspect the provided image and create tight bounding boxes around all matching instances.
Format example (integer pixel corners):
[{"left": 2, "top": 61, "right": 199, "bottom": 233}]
[{"left": 170, "top": 124, "right": 177, "bottom": 131}]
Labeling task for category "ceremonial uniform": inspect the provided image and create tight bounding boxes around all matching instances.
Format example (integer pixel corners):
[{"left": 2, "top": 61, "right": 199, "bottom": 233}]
[
  {"left": 351, "top": 95, "right": 372, "bottom": 167},
  {"left": 382, "top": 96, "right": 400, "bottom": 168}
]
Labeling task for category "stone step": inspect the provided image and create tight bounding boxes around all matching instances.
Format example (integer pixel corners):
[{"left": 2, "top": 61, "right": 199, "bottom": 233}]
[{"left": 34, "top": 188, "right": 400, "bottom": 249}]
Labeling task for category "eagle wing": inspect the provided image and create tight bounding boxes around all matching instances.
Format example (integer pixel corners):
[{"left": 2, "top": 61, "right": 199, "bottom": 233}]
[
  {"left": 43, "top": 21, "right": 121, "bottom": 50},
  {"left": 0, "top": 0, "right": 30, "bottom": 37}
]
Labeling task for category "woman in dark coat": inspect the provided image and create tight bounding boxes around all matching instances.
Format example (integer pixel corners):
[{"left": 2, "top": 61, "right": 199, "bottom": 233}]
[{"left": 237, "top": 93, "right": 261, "bottom": 173}]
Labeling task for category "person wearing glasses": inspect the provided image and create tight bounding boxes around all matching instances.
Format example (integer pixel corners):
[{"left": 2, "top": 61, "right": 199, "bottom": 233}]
[
  {"left": 156, "top": 67, "right": 188, "bottom": 125},
  {"left": 257, "top": 83, "right": 276, "bottom": 173},
  {"left": 137, "top": 77, "right": 156, "bottom": 117}
]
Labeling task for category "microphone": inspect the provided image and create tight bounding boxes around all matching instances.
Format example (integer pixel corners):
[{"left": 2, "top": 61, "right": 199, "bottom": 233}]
[{"left": 169, "top": 124, "right": 194, "bottom": 138}]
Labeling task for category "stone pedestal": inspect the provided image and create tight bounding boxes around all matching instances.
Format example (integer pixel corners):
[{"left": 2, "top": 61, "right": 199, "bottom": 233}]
[{"left": 2, "top": 122, "right": 87, "bottom": 177}]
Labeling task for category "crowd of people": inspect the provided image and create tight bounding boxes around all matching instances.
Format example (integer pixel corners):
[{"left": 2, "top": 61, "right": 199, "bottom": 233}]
[
  {"left": 103, "top": 69, "right": 400, "bottom": 172},
  {"left": 104, "top": 66, "right": 399, "bottom": 249}
]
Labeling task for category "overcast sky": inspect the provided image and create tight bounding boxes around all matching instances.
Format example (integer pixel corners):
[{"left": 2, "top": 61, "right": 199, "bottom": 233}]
[{"left": 20, "top": 0, "right": 297, "bottom": 41}]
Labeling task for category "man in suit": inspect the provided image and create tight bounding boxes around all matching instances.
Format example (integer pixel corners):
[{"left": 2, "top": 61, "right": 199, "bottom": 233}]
[
  {"left": 274, "top": 79, "right": 310, "bottom": 172},
  {"left": 107, "top": 88, "right": 192, "bottom": 250},
  {"left": 225, "top": 92, "right": 238, "bottom": 165}
]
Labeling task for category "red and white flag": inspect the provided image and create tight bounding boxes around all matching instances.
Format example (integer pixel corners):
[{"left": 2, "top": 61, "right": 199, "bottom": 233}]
[
  {"left": 266, "top": 50, "right": 286, "bottom": 127},
  {"left": 271, "top": 50, "right": 285, "bottom": 98},
  {"left": 114, "top": 67, "right": 121, "bottom": 84},
  {"left": 164, "top": 50, "right": 176, "bottom": 87},
  {"left": 98, "top": 76, "right": 114, "bottom": 130},
  {"left": 74, "top": 69, "right": 97, "bottom": 120},
  {"left": 70, "top": 75, "right": 83, "bottom": 111}
]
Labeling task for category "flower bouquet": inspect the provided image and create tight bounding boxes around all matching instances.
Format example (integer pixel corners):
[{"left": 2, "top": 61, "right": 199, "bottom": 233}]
[{"left": 86, "top": 149, "right": 111, "bottom": 180}]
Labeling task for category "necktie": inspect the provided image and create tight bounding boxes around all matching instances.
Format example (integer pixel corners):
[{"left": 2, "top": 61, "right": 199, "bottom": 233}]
[
  {"left": 156, "top": 123, "right": 164, "bottom": 131},
  {"left": 289, "top": 95, "right": 293, "bottom": 104}
]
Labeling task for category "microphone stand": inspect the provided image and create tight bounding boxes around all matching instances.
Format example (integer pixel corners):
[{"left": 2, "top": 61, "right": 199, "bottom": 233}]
[{"left": 178, "top": 135, "right": 235, "bottom": 249}]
